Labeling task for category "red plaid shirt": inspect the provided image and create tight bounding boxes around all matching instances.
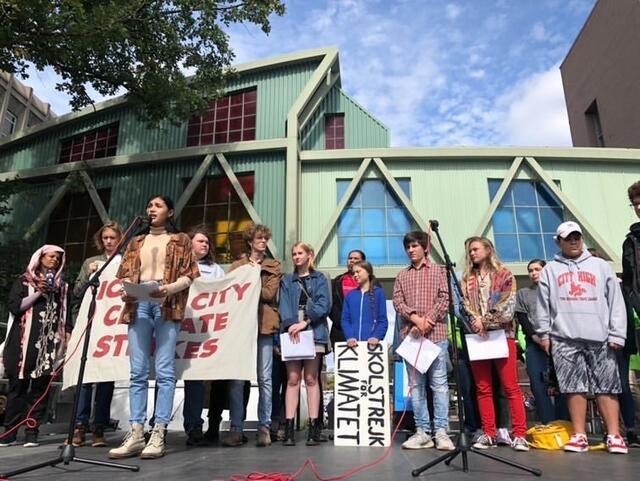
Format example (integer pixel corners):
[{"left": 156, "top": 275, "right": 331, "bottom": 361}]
[{"left": 392, "top": 258, "right": 450, "bottom": 342}]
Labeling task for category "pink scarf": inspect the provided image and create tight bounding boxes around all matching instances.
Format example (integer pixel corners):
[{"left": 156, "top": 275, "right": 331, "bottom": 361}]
[{"left": 24, "top": 244, "right": 66, "bottom": 288}]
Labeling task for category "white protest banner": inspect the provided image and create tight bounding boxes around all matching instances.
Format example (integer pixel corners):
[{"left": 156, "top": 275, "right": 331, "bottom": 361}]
[
  {"left": 63, "top": 263, "right": 260, "bottom": 389},
  {"left": 333, "top": 341, "right": 391, "bottom": 447}
]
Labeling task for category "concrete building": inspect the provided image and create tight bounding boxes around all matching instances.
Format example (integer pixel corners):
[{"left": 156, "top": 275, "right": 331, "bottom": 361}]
[
  {"left": 0, "top": 72, "right": 55, "bottom": 138},
  {"left": 561, "top": 0, "right": 640, "bottom": 148},
  {"left": 0, "top": 46, "right": 638, "bottom": 283}
]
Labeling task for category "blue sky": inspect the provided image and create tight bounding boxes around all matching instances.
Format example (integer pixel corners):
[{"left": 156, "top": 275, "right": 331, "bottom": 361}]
[{"left": 25, "top": 0, "right": 596, "bottom": 147}]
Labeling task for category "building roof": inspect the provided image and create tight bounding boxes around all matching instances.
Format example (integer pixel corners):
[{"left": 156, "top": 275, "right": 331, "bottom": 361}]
[{"left": 0, "top": 46, "right": 339, "bottom": 149}]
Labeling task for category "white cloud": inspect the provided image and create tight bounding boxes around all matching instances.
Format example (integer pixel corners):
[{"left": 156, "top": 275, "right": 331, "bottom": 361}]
[
  {"left": 445, "top": 3, "right": 463, "bottom": 20},
  {"left": 469, "top": 69, "right": 486, "bottom": 79},
  {"left": 531, "top": 22, "right": 548, "bottom": 42},
  {"left": 495, "top": 65, "right": 572, "bottom": 146}
]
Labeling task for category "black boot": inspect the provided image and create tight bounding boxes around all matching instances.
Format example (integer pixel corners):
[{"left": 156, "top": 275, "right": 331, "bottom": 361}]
[
  {"left": 283, "top": 419, "right": 295, "bottom": 446},
  {"left": 204, "top": 420, "right": 220, "bottom": 444},
  {"left": 306, "top": 418, "right": 321, "bottom": 446}
]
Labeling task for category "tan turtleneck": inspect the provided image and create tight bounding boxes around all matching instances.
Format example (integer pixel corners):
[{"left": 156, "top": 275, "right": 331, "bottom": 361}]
[{"left": 139, "top": 226, "right": 191, "bottom": 295}]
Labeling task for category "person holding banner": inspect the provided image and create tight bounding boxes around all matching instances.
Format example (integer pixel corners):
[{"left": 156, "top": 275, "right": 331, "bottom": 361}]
[
  {"left": 182, "top": 227, "right": 224, "bottom": 446},
  {"left": 71, "top": 222, "right": 123, "bottom": 448},
  {"left": 393, "top": 231, "right": 454, "bottom": 451},
  {"left": 0, "top": 245, "right": 70, "bottom": 448},
  {"left": 108, "top": 195, "right": 199, "bottom": 460},
  {"left": 461, "top": 237, "right": 529, "bottom": 452},
  {"left": 223, "top": 223, "right": 281, "bottom": 448},
  {"left": 279, "top": 242, "right": 330, "bottom": 446},
  {"left": 342, "top": 260, "right": 388, "bottom": 346}
]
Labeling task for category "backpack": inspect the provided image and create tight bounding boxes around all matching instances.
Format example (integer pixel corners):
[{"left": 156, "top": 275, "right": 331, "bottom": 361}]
[{"left": 526, "top": 421, "right": 573, "bottom": 450}]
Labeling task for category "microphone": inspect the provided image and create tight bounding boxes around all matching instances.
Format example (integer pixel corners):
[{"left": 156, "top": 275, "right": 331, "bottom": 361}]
[
  {"left": 429, "top": 219, "right": 439, "bottom": 230},
  {"left": 45, "top": 269, "right": 55, "bottom": 289},
  {"left": 134, "top": 214, "right": 151, "bottom": 235}
]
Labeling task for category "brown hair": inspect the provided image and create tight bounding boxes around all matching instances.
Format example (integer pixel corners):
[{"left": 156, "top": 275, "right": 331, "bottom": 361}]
[
  {"left": 242, "top": 223, "right": 272, "bottom": 253},
  {"left": 188, "top": 225, "right": 214, "bottom": 265},
  {"left": 628, "top": 181, "right": 640, "bottom": 203},
  {"left": 291, "top": 242, "right": 316, "bottom": 271},
  {"left": 462, "top": 236, "right": 505, "bottom": 284},
  {"left": 93, "top": 221, "right": 123, "bottom": 252}
]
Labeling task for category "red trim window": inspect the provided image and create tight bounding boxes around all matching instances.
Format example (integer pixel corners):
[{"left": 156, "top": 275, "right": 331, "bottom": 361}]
[
  {"left": 187, "top": 88, "right": 257, "bottom": 147},
  {"left": 325, "top": 113, "right": 345, "bottom": 149},
  {"left": 59, "top": 123, "right": 119, "bottom": 163}
]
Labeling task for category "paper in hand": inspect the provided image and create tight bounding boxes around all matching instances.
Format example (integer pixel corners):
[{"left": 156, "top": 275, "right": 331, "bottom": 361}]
[
  {"left": 280, "top": 331, "right": 316, "bottom": 361},
  {"left": 465, "top": 329, "right": 509, "bottom": 361},
  {"left": 396, "top": 335, "right": 442, "bottom": 374},
  {"left": 122, "top": 280, "right": 161, "bottom": 302}
]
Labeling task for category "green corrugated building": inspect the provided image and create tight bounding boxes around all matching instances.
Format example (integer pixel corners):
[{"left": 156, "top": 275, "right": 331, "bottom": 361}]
[{"left": 1, "top": 46, "right": 639, "bottom": 284}]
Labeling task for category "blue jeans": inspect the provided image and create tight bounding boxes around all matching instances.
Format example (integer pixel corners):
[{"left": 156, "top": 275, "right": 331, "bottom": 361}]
[
  {"left": 75, "top": 382, "right": 115, "bottom": 428},
  {"left": 406, "top": 340, "right": 450, "bottom": 433},
  {"left": 616, "top": 350, "right": 636, "bottom": 430},
  {"left": 228, "top": 380, "right": 246, "bottom": 432},
  {"left": 183, "top": 380, "right": 204, "bottom": 432},
  {"left": 257, "top": 334, "right": 273, "bottom": 429},
  {"left": 127, "top": 302, "right": 180, "bottom": 425},
  {"left": 526, "top": 342, "right": 568, "bottom": 424}
]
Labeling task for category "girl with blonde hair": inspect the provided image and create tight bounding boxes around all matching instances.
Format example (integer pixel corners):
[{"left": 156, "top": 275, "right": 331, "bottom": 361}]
[
  {"left": 461, "top": 236, "right": 529, "bottom": 452},
  {"left": 278, "top": 242, "right": 330, "bottom": 446}
]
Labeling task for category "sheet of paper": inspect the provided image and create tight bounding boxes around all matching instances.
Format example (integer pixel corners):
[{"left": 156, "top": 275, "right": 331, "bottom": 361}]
[
  {"left": 122, "top": 280, "right": 161, "bottom": 302},
  {"left": 280, "top": 331, "right": 316, "bottom": 361},
  {"left": 395, "top": 335, "right": 442, "bottom": 374},
  {"left": 465, "top": 329, "right": 509, "bottom": 361}
]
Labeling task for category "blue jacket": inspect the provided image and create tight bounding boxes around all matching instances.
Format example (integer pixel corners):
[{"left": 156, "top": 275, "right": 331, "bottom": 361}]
[
  {"left": 279, "top": 270, "right": 330, "bottom": 345},
  {"left": 342, "top": 287, "right": 388, "bottom": 341}
]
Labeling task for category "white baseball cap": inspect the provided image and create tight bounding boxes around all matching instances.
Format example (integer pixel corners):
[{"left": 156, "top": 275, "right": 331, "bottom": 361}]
[{"left": 555, "top": 221, "right": 582, "bottom": 240}]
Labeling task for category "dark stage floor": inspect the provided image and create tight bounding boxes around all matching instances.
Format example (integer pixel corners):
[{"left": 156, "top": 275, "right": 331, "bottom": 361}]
[{"left": 0, "top": 426, "right": 636, "bottom": 481}]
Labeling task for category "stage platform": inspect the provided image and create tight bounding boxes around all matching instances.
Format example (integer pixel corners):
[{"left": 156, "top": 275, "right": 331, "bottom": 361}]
[{"left": 0, "top": 426, "right": 636, "bottom": 481}]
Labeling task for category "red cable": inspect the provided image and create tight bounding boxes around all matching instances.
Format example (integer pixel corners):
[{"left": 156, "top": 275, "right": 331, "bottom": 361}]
[
  {"left": 0, "top": 306, "right": 94, "bottom": 441},
  {"left": 0, "top": 216, "right": 141, "bottom": 444},
  {"left": 229, "top": 340, "right": 424, "bottom": 481}
]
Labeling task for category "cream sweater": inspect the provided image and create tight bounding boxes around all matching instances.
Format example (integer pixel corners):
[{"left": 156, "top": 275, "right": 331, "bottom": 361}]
[{"left": 139, "top": 226, "right": 191, "bottom": 295}]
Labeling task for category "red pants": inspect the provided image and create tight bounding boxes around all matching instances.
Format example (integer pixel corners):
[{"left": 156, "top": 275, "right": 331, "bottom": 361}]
[{"left": 469, "top": 337, "right": 527, "bottom": 438}]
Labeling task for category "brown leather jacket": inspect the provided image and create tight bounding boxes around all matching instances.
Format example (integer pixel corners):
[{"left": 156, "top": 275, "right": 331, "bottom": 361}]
[
  {"left": 230, "top": 257, "right": 281, "bottom": 335},
  {"left": 117, "top": 232, "right": 200, "bottom": 323}
]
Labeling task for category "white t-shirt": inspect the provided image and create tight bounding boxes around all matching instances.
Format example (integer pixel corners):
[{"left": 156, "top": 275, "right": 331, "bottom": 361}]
[{"left": 198, "top": 261, "right": 225, "bottom": 279}]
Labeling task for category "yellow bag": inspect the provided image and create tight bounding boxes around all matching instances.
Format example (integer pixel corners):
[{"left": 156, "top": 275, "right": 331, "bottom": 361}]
[{"left": 526, "top": 421, "right": 574, "bottom": 450}]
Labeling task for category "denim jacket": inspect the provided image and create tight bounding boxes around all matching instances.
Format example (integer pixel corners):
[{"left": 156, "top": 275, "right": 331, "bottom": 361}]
[{"left": 279, "top": 270, "right": 330, "bottom": 345}]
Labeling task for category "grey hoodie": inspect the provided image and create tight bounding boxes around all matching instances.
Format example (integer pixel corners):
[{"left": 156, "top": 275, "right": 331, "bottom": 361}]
[{"left": 534, "top": 250, "right": 626, "bottom": 345}]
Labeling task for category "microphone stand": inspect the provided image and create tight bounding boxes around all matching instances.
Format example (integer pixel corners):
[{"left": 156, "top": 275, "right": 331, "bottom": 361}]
[
  {"left": 0, "top": 216, "right": 146, "bottom": 479},
  {"left": 411, "top": 220, "right": 541, "bottom": 478}
]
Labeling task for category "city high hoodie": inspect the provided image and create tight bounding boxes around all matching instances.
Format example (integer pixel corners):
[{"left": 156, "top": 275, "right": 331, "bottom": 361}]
[{"left": 534, "top": 250, "right": 626, "bottom": 345}]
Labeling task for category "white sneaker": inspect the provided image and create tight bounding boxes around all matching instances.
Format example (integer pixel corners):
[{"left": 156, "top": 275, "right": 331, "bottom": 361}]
[
  {"left": 511, "top": 436, "right": 530, "bottom": 452},
  {"left": 402, "top": 428, "right": 434, "bottom": 449},
  {"left": 434, "top": 431, "right": 455, "bottom": 451},
  {"left": 496, "top": 428, "right": 512, "bottom": 446}
]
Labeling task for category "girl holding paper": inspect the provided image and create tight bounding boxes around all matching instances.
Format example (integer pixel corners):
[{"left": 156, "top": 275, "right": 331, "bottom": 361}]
[
  {"left": 0, "top": 245, "right": 70, "bottom": 448},
  {"left": 342, "top": 261, "right": 388, "bottom": 346},
  {"left": 109, "top": 195, "right": 200, "bottom": 460},
  {"left": 278, "top": 242, "right": 330, "bottom": 447},
  {"left": 461, "top": 237, "right": 529, "bottom": 452}
]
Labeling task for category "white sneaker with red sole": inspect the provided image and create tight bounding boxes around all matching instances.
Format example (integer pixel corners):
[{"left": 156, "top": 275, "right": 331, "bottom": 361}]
[
  {"left": 564, "top": 433, "right": 588, "bottom": 452},
  {"left": 606, "top": 434, "right": 628, "bottom": 454}
]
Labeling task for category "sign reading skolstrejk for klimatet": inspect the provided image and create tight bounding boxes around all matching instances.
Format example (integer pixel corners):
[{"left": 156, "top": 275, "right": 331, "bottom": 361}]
[{"left": 333, "top": 342, "right": 391, "bottom": 447}]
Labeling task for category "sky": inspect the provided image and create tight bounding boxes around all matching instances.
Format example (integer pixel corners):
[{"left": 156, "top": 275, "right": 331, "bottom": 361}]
[{"left": 23, "top": 0, "right": 596, "bottom": 147}]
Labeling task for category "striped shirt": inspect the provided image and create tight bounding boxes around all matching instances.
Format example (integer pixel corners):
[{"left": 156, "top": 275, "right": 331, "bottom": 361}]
[{"left": 392, "top": 258, "right": 450, "bottom": 342}]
